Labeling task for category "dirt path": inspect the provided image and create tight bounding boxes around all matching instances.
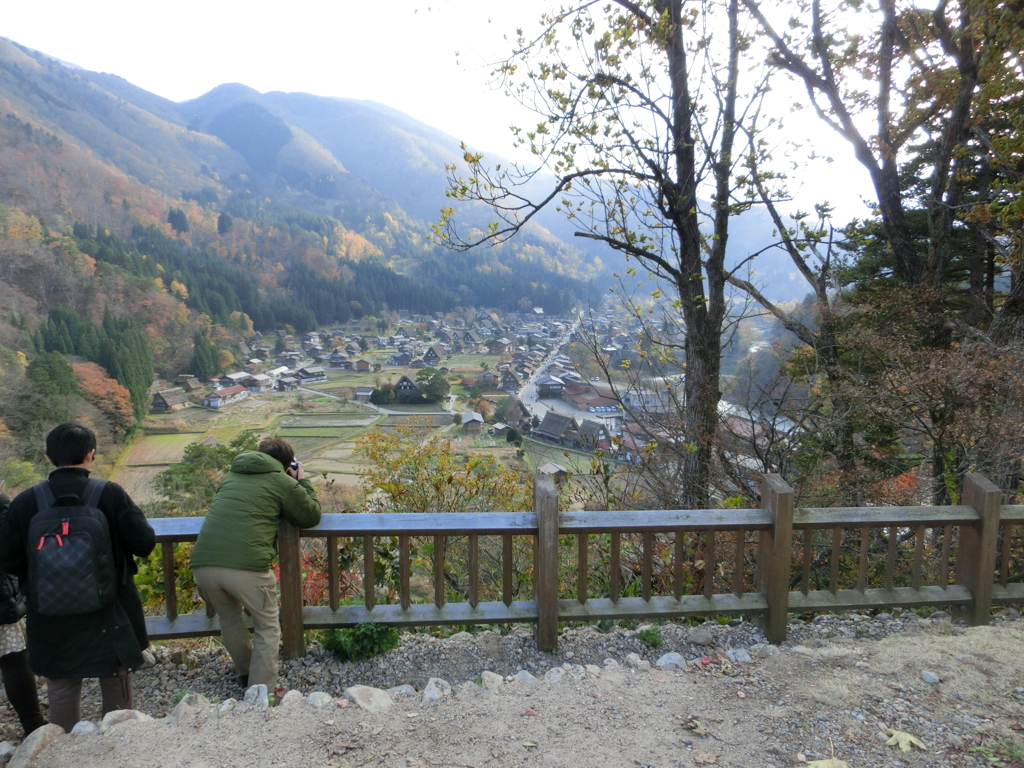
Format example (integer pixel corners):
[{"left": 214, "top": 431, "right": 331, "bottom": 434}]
[{"left": 14, "top": 616, "right": 1024, "bottom": 768}]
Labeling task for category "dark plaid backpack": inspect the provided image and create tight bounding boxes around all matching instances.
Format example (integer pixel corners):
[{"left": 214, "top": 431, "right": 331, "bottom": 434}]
[{"left": 27, "top": 479, "right": 117, "bottom": 616}]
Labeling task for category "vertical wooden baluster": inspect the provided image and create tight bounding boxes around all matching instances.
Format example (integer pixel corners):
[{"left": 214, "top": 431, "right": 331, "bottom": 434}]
[
  {"left": 733, "top": 527, "right": 746, "bottom": 597},
  {"left": 363, "top": 534, "right": 375, "bottom": 610},
  {"left": 468, "top": 534, "right": 479, "bottom": 609},
  {"left": 1000, "top": 524, "right": 1012, "bottom": 588},
  {"left": 703, "top": 530, "right": 716, "bottom": 599},
  {"left": 642, "top": 531, "right": 653, "bottom": 602},
  {"left": 577, "top": 534, "right": 588, "bottom": 604},
  {"left": 673, "top": 529, "right": 684, "bottom": 600},
  {"left": 400, "top": 535, "right": 411, "bottom": 610},
  {"left": 801, "top": 528, "right": 812, "bottom": 596},
  {"left": 610, "top": 533, "right": 620, "bottom": 603},
  {"left": 830, "top": 527, "right": 841, "bottom": 595},
  {"left": 433, "top": 534, "right": 446, "bottom": 609},
  {"left": 857, "top": 526, "right": 869, "bottom": 593},
  {"left": 162, "top": 542, "right": 177, "bottom": 622},
  {"left": 939, "top": 524, "right": 952, "bottom": 587},
  {"left": 912, "top": 525, "right": 925, "bottom": 590},
  {"left": 502, "top": 533, "right": 513, "bottom": 607},
  {"left": 884, "top": 526, "right": 897, "bottom": 592},
  {"left": 328, "top": 535, "right": 339, "bottom": 611}
]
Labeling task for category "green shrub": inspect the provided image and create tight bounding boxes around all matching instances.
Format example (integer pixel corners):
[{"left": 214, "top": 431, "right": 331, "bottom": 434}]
[
  {"left": 321, "top": 622, "right": 400, "bottom": 662},
  {"left": 637, "top": 627, "right": 663, "bottom": 647}
]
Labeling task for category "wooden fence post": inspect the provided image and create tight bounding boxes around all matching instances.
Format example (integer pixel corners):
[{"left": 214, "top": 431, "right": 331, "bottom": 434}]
[
  {"left": 956, "top": 473, "right": 1001, "bottom": 626},
  {"left": 278, "top": 519, "right": 306, "bottom": 658},
  {"left": 534, "top": 474, "right": 560, "bottom": 652},
  {"left": 759, "top": 474, "right": 794, "bottom": 644}
]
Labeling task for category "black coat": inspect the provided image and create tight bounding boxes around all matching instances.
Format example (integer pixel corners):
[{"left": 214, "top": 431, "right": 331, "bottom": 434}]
[{"left": 0, "top": 468, "right": 156, "bottom": 678}]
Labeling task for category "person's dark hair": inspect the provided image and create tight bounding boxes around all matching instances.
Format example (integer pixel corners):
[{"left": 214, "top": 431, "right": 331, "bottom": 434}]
[
  {"left": 258, "top": 437, "right": 295, "bottom": 470},
  {"left": 46, "top": 422, "right": 97, "bottom": 467}
]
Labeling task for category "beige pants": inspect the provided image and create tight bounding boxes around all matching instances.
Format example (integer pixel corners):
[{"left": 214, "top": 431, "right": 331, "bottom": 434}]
[{"left": 193, "top": 567, "right": 280, "bottom": 689}]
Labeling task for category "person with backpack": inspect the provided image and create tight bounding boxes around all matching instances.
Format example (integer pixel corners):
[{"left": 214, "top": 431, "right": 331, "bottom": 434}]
[
  {"left": 0, "top": 485, "right": 46, "bottom": 737},
  {"left": 190, "top": 437, "right": 320, "bottom": 691},
  {"left": 0, "top": 423, "right": 156, "bottom": 732}
]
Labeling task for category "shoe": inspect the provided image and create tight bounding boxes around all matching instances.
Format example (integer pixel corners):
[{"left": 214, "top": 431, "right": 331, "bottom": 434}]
[{"left": 237, "top": 674, "right": 249, "bottom": 689}]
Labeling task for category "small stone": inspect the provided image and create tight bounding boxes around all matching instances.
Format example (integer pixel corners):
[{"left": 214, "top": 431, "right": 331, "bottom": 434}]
[
  {"left": 480, "top": 671, "right": 503, "bottom": 691},
  {"left": 342, "top": 686, "right": 392, "bottom": 713},
  {"left": 930, "top": 611, "right": 948, "bottom": 619},
  {"left": 387, "top": 684, "right": 417, "bottom": 698},
  {"left": 602, "top": 659, "right": 619, "bottom": 668},
  {"left": 0, "top": 742, "right": 14, "bottom": 760},
  {"left": 69, "top": 721, "right": 98, "bottom": 735},
  {"left": 875, "top": 613, "right": 892, "bottom": 621},
  {"left": 656, "top": 652, "right": 686, "bottom": 669},
  {"left": 790, "top": 645, "right": 812, "bottom": 655},
  {"left": 748, "top": 644, "right": 780, "bottom": 658},
  {"left": 584, "top": 665, "right": 602, "bottom": 677},
  {"left": 545, "top": 667, "right": 566, "bottom": 683},
  {"left": 217, "top": 699, "right": 237, "bottom": 718},
  {"left": 728, "top": 619, "right": 742, "bottom": 627},
  {"left": 279, "top": 690, "right": 304, "bottom": 708},
  {"left": 624, "top": 653, "right": 643, "bottom": 669},
  {"left": 9, "top": 724, "right": 65, "bottom": 768},
  {"left": 421, "top": 678, "right": 452, "bottom": 703},
  {"left": 512, "top": 670, "right": 540, "bottom": 685},
  {"left": 922, "top": 671, "right": 941, "bottom": 684},
  {"left": 99, "top": 709, "right": 152, "bottom": 733},
  {"left": 449, "top": 631, "right": 472, "bottom": 641},
  {"left": 244, "top": 684, "right": 269, "bottom": 708},
  {"left": 688, "top": 628, "right": 714, "bottom": 646},
  {"left": 726, "top": 649, "right": 752, "bottom": 664},
  {"left": 306, "top": 691, "right": 336, "bottom": 708},
  {"left": 140, "top": 649, "right": 156, "bottom": 669},
  {"left": 563, "top": 664, "right": 586, "bottom": 680}
]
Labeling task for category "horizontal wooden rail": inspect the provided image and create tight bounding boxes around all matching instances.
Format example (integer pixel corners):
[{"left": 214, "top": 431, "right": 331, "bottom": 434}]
[{"left": 142, "top": 472, "right": 1024, "bottom": 654}]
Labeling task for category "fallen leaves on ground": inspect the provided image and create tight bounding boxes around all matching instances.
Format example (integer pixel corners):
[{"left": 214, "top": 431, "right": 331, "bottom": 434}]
[{"left": 885, "top": 728, "right": 927, "bottom": 752}]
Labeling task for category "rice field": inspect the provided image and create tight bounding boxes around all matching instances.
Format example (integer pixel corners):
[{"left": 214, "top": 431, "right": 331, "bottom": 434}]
[
  {"left": 278, "top": 415, "right": 378, "bottom": 428},
  {"left": 124, "top": 433, "right": 204, "bottom": 465},
  {"left": 110, "top": 466, "right": 167, "bottom": 505}
]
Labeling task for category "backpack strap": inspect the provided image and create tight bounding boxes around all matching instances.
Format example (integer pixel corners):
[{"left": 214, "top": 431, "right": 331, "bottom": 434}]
[
  {"left": 33, "top": 478, "right": 107, "bottom": 511},
  {"left": 32, "top": 482, "right": 56, "bottom": 513},
  {"left": 82, "top": 479, "right": 107, "bottom": 508}
]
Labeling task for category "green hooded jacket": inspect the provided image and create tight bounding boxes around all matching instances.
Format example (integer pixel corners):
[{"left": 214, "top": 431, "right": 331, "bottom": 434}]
[{"left": 190, "top": 451, "right": 321, "bottom": 572}]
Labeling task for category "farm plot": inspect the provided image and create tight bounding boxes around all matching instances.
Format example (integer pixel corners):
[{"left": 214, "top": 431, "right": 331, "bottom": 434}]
[
  {"left": 278, "top": 415, "right": 378, "bottom": 428},
  {"left": 277, "top": 427, "right": 364, "bottom": 439},
  {"left": 124, "top": 433, "right": 204, "bottom": 465},
  {"left": 110, "top": 466, "right": 166, "bottom": 505}
]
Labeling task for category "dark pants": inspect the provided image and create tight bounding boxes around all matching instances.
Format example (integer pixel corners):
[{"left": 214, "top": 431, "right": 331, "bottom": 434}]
[
  {"left": 46, "top": 667, "right": 132, "bottom": 732},
  {"left": 0, "top": 649, "right": 45, "bottom": 736}
]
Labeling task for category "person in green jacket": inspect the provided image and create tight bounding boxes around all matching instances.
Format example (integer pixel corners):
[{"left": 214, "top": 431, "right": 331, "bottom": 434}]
[{"left": 191, "top": 438, "right": 321, "bottom": 690}]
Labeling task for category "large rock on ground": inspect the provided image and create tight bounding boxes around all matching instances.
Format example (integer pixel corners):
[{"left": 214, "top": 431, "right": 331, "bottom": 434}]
[
  {"left": 9, "top": 723, "right": 65, "bottom": 768},
  {"left": 421, "top": 678, "right": 452, "bottom": 703},
  {"left": 344, "top": 686, "right": 393, "bottom": 713}
]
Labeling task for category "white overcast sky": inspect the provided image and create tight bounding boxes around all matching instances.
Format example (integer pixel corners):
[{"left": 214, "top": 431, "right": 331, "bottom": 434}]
[{"left": 3, "top": 0, "right": 873, "bottom": 221}]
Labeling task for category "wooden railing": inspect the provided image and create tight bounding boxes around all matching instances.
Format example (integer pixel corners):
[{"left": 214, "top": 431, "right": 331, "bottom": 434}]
[{"left": 145, "top": 473, "right": 1024, "bottom": 656}]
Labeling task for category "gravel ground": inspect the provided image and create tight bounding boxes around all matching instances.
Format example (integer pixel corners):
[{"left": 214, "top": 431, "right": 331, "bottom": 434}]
[{"left": 2, "top": 610, "right": 1023, "bottom": 767}]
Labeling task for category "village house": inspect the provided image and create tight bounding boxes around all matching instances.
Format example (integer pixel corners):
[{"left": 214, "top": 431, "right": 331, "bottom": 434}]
[
  {"left": 218, "top": 372, "right": 249, "bottom": 389},
  {"left": 204, "top": 385, "right": 248, "bottom": 408},
  {"left": 477, "top": 370, "right": 500, "bottom": 390},
  {"left": 296, "top": 366, "right": 327, "bottom": 383},
  {"left": 150, "top": 390, "right": 188, "bottom": 413},
  {"left": 354, "top": 386, "right": 374, "bottom": 403},
  {"left": 576, "top": 420, "right": 611, "bottom": 450},
  {"left": 354, "top": 359, "right": 373, "bottom": 372},
  {"left": 242, "top": 374, "right": 274, "bottom": 392},
  {"left": 500, "top": 369, "right": 523, "bottom": 392},
  {"left": 536, "top": 461, "right": 569, "bottom": 485},
  {"left": 277, "top": 376, "right": 299, "bottom": 391},
  {"left": 532, "top": 412, "right": 579, "bottom": 445},
  {"left": 535, "top": 374, "right": 565, "bottom": 398},
  {"left": 461, "top": 411, "right": 484, "bottom": 434},
  {"left": 395, "top": 375, "right": 419, "bottom": 398},
  {"left": 422, "top": 345, "right": 445, "bottom": 365}
]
